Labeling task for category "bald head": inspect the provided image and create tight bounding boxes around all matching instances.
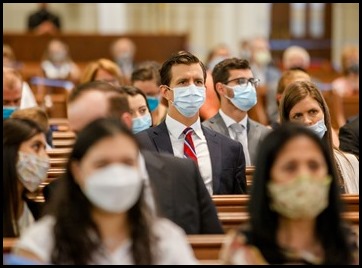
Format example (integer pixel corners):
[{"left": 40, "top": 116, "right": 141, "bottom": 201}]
[
  {"left": 3, "top": 67, "right": 23, "bottom": 107},
  {"left": 67, "top": 90, "right": 109, "bottom": 133}
]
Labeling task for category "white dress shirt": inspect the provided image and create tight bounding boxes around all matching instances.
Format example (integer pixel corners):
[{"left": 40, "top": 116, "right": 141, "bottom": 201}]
[{"left": 165, "top": 115, "right": 213, "bottom": 195}]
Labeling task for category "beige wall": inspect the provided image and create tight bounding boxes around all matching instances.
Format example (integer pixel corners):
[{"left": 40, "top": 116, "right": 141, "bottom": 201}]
[{"left": 3, "top": 3, "right": 359, "bottom": 67}]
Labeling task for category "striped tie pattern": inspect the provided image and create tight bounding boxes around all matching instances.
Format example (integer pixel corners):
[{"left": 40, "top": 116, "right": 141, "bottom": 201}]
[{"left": 183, "top": 127, "right": 198, "bottom": 164}]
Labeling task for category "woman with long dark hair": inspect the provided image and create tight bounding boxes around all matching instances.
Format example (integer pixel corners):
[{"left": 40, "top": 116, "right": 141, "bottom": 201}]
[
  {"left": 13, "top": 118, "right": 197, "bottom": 265},
  {"left": 3, "top": 118, "right": 49, "bottom": 237},
  {"left": 220, "top": 123, "right": 358, "bottom": 264}
]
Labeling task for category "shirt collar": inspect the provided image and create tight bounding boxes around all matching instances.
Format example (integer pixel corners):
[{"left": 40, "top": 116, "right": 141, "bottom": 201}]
[
  {"left": 219, "top": 109, "right": 248, "bottom": 130},
  {"left": 165, "top": 114, "right": 203, "bottom": 139}
]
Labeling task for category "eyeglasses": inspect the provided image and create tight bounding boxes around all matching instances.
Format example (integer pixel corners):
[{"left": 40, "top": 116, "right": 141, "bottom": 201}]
[{"left": 225, "top": 77, "right": 260, "bottom": 88}]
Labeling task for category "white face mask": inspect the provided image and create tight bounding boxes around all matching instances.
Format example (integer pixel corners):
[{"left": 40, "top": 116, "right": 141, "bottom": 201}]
[
  {"left": 171, "top": 84, "right": 206, "bottom": 117},
  {"left": 81, "top": 164, "right": 142, "bottom": 213},
  {"left": 307, "top": 118, "right": 327, "bottom": 139},
  {"left": 17, "top": 152, "right": 50, "bottom": 192}
]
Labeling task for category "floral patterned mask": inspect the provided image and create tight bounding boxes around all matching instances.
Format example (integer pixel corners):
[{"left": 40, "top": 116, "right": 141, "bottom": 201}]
[{"left": 267, "top": 174, "right": 331, "bottom": 219}]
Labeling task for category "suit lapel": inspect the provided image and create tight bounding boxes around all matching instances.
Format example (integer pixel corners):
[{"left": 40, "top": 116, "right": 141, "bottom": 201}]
[
  {"left": 202, "top": 126, "right": 221, "bottom": 193},
  {"left": 211, "top": 113, "right": 230, "bottom": 137},
  {"left": 247, "top": 119, "right": 260, "bottom": 163},
  {"left": 151, "top": 122, "right": 174, "bottom": 154}
]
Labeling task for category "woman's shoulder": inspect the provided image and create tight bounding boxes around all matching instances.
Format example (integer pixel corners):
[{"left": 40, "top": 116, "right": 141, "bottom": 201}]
[
  {"left": 153, "top": 217, "right": 187, "bottom": 237},
  {"left": 13, "top": 215, "right": 56, "bottom": 263}
]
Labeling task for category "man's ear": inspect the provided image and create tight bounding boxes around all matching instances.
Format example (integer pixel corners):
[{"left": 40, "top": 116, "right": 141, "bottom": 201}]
[
  {"left": 215, "top": 82, "right": 226, "bottom": 97},
  {"left": 160, "top": 85, "right": 171, "bottom": 101},
  {"left": 121, "top": 112, "right": 133, "bottom": 130}
]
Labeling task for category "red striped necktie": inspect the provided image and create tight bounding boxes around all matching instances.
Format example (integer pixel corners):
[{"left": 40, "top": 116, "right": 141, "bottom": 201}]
[{"left": 183, "top": 127, "right": 198, "bottom": 164}]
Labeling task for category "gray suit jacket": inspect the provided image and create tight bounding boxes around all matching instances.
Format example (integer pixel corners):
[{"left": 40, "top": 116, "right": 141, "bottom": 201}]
[{"left": 202, "top": 112, "right": 271, "bottom": 165}]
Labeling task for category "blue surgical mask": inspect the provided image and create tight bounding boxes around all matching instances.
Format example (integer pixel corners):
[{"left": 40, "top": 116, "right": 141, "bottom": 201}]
[
  {"left": 3, "top": 106, "right": 18, "bottom": 120},
  {"left": 171, "top": 84, "right": 206, "bottom": 117},
  {"left": 146, "top": 96, "right": 160, "bottom": 112},
  {"left": 224, "top": 84, "right": 257, "bottom": 111},
  {"left": 307, "top": 118, "right": 327, "bottom": 139},
  {"left": 132, "top": 113, "right": 152, "bottom": 134}
]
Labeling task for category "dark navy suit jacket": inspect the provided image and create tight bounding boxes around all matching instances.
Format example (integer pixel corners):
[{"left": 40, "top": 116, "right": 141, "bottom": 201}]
[{"left": 136, "top": 121, "right": 247, "bottom": 194}]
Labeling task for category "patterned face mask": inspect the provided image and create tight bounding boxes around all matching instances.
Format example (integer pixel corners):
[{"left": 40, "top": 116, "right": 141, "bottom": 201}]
[
  {"left": 267, "top": 174, "right": 331, "bottom": 219},
  {"left": 17, "top": 152, "right": 50, "bottom": 192}
]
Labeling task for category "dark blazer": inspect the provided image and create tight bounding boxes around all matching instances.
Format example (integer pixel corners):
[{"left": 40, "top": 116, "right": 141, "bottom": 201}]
[
  {"left": 339, "top": 115, "right": 359, "bottom": 158},
  {"left": 202, "top": 112, "right": 271, "bottom": 165},
  {"left": 136, "top": 121, "right": 247, "bottom": 194},
  {"left": 43, "top": 150, "right": 223, "bottom": 235}
]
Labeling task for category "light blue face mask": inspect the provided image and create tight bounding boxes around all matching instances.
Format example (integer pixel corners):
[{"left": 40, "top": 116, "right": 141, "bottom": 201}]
[
  {"left": 171, "top": 84, "right": 206, "bottom": 117},
  {"left": 307, "top": 118, "right": 327, "bottom": 139},
  {"left": 224, "top": 83, "right": 257, "bottom": 111},
  {"left": 3, "top": 106, "right": 19, "bottom": 120},
  {"left": 132, "top": 113, "right": 152, "bottom": 134},
  {"left": 146, "top": 96, "right": 160, "bottom": 112}
]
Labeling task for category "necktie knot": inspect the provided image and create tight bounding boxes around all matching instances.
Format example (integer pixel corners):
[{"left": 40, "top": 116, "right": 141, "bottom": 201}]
[
  {"left": 183, "top": 127, "right": 194, "bottom": 136},
  {"left": 230, "top": 123, "right": 243, "bottom": 134}
]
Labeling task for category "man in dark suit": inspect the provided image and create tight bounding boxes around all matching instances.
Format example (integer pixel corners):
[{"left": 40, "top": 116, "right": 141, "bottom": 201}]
[
  {"left": 43, "top": 81, "right": 223, "bottom": 234},
  {"left": 136, "top": 51, "right": 246, "bottom": 194},
  {"left": 339, "top": 115, "right": 359, "bottom": 159},
  {"left": 203, "top": 58, "right": 271, "bottom": 165}
]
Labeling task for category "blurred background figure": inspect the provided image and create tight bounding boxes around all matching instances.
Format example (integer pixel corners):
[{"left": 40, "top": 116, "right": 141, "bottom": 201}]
[
  {"left": 3, "top": 67, "right": 23, "bottom": 119},
  {"left": 13, "top": 118, "right": 198, "bottom": 264},
  {"left": 201, "top": 44, "right": 232, "bottom": 121},
  {"left": 282, "top": 45, "right": 311, "bottom": 72},
  {"left": 249, "top": 36, "right": 281, "bottom": 126},
  {"left": 239, "top": 39, "right": 251, "bottom": 62},
  {"left": 279, "top": 80, "right": 359, "bottom": 194},
  {"left": 122, "top": 85, "right": 153, "bottom": 134},
  {"left": 205, "top": 43, "right": 232, "bottom": 72},
  {"left": 3, "top": 118, "right": 49, "bottom": 237},
  {"left": 110, "top": 37, "right": 137, "bottom": 84},
  {"left": 80, "top": 58, "right": 125, "bottom": 87},
  {"left": 27, "top": 3, "right": 61, "bottom": 35},
  {"left": 339, "top": 115, "right": 359, "bottom": 160},
  {"left": 271, "top": 68, "right": 312, "bottom": 129},
  {"left": 131, "top": 61, "right": 167, "bottom": 125},
  {"left": 219, "top": 123, "right": 359, "bottom": 265},
  {"left": 41, "top": 38, "right": 81, "bottom": 84},
  {"left": 331, "top": 44, "right": 359, "bottom": 128},
  {"left": 3, "top": 63, "right": 37, "bottom": 111},
  {"left": 3, "top": 44, "right": 21, "bottom": 69}
]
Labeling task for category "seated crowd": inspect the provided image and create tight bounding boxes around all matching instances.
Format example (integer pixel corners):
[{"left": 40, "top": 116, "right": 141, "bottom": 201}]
[{"left": 3, "top": 41, "right": 359, "bottom": 264}]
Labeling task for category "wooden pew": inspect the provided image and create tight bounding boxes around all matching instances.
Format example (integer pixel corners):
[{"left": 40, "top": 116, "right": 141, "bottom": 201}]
[
  {"left": 3, "top": 238, "right": 17, "bottom": 254},
  {"left": 4, "top": 33, "right": 188, "bottom": 63},
  {"left": 49, "top": 118, "right": 70, "bottom": 132},
  {"left": 48, "top": 148, "right": 72, "bottom": 159},
  {"left": 245, "top": 166, "right": 254, "bottom": 193},
  {"left": 212, "top": 194, "right": 359, "bottom": 213},
  {"left": 187, "top": 234, "right": 225, "bottom": 263},
  {"left": 218, "top": 211, "right": 359, "bottom": 233},
  {"left": 52, "top": 131, "right": 76, "bottom": 149}
]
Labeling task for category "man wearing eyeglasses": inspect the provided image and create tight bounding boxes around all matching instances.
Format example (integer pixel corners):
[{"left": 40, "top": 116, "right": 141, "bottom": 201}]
[{"left": 203, "top": 58, "right": 271, "bottom": 166}]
